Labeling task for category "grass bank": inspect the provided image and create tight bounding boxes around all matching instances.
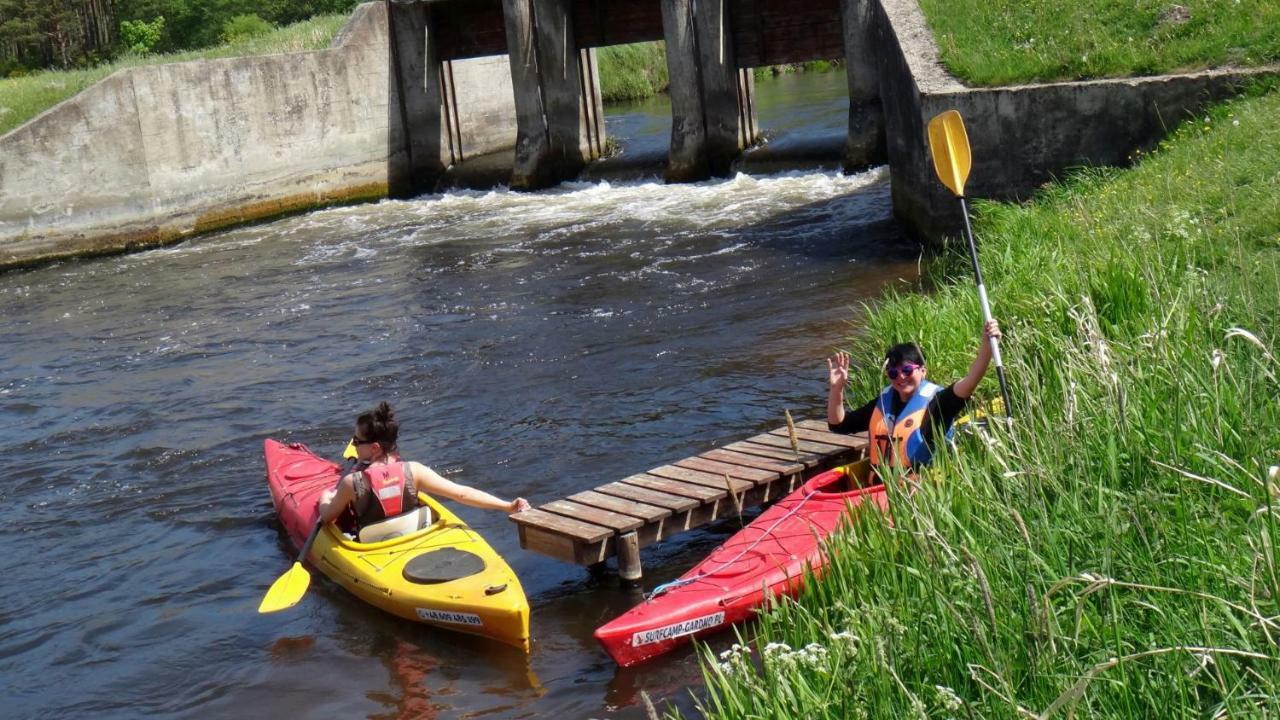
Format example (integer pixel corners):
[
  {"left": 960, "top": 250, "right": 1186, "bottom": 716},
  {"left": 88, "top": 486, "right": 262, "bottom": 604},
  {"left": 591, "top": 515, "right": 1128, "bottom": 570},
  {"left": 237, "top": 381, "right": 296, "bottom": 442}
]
[
  {"left": 919, "top": 0, "right": 1280, "bottom": 86},
  {"left": 0, "top": 14, "right": 347, "bottom": 137},
  {"left": 686, "top": 85, "right": 1280, "bottom": 718}
]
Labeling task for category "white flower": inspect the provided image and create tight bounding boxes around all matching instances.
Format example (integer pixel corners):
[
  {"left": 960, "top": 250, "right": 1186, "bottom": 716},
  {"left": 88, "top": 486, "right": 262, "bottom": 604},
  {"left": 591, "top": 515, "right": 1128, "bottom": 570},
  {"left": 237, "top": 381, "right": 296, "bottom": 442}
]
[{"left": 935, "top": 685, "right": 964, "bottom": 711}]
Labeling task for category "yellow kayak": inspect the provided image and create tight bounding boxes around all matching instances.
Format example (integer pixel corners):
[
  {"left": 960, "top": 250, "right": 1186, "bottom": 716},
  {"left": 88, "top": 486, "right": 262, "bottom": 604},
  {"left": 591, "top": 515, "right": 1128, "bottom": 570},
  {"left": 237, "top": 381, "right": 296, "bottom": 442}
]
[{"left": 264, "top": 439, "right": 530, "bottom": 651}]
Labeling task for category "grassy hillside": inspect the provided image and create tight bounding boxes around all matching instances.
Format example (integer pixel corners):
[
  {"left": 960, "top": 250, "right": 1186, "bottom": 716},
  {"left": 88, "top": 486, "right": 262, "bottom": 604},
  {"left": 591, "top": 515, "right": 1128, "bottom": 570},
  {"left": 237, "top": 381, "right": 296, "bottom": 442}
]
[
  {"left": 0, "top": 14, "right": 347, "bottom": 137},
  {"left": 686, "top": 83, "right": 1280, "bottom": 718},
  {"left": 920, "top": 0, "right": 1280, "bottom": 85}
]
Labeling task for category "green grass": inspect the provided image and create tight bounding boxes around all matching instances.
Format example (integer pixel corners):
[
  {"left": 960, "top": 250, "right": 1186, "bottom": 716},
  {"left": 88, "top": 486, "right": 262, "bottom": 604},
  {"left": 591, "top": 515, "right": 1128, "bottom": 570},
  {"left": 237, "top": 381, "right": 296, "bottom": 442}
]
[
  {"left": 919, "top": 0, "right": 1280, "bottom": 85},
  {"left": 596, "top": 41, "right": 670, "bottom": 103},
  {"left": 0, "top": 14, "right": 349, "bottom": 137},
  {"left": 683, "top": 86, "right": 1280, "bottom": 718}
]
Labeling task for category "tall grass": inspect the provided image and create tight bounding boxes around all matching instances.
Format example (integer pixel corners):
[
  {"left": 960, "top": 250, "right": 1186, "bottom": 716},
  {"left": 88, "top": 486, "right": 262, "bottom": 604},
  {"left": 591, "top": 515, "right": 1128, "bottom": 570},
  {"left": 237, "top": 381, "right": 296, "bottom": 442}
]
[
  {"left": 0, "top": 14, "right": 349, "bottom": 137},
  {"left": 596, "top": 41, "right": 670, "bottom": 103},
  {"left": 685, "top": 87, "right": 1280, "bottom": 718},
  {"left": 918, "top": 0, "right": 1280, "bottom": 86}
]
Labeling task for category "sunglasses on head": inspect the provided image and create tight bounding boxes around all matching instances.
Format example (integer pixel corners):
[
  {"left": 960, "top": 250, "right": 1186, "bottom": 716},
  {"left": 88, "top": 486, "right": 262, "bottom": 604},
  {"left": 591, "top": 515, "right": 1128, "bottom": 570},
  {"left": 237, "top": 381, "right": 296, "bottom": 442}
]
[
  {"left": 885, "top": 362, "right": 922, "bottom": 380},
  {"left": 351, "top": 435, "right": 377, "bottom": 446}
]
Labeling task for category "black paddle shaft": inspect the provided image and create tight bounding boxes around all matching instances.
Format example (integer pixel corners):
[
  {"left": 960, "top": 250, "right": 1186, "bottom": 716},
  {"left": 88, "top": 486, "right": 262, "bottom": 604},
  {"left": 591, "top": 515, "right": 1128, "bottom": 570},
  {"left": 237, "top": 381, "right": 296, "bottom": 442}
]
[{"left": 959, "top": 198, "right": 1013, "bottom": 420}]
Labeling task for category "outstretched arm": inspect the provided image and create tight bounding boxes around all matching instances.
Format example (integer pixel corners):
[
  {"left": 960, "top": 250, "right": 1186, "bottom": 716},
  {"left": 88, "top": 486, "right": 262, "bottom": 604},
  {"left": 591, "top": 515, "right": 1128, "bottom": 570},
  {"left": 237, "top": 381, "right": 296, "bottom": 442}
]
[
  {"left": 408, "top": 462, "right": 531, "bottom": 514},
  {"left": 826, "top": 350, "right": 850, "bottom": 425},
  {"left": 953, "top": 319, "right": 1002, "bottom": 399}
]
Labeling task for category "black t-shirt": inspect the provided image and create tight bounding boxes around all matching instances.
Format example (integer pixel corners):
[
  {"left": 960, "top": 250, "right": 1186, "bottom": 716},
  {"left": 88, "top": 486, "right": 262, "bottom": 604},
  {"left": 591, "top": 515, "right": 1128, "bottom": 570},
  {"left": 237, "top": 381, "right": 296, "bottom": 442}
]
[{"left": 828, "top": 383, "right": 969, "bottom": 453}]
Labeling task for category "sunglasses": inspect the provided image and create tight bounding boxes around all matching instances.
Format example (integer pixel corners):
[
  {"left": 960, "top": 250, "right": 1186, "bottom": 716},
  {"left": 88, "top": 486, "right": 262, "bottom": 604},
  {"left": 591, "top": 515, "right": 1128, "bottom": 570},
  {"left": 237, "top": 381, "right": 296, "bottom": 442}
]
[
  {"left": 885, "top": 363, "right": 922, "bottom": 380},
  {"left": 351, "top": 436, "right": 377, "bottom": 446}
]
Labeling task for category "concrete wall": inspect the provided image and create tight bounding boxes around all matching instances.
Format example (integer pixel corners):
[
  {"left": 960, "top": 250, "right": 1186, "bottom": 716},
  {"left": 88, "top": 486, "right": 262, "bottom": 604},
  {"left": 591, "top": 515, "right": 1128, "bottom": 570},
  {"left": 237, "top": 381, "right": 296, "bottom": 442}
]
[
  {"left": 0, "top": 2, "right": 518, "bottom": 270},
  {"left": 870, "top": 0, "right": 1280, "bottom": 241}
]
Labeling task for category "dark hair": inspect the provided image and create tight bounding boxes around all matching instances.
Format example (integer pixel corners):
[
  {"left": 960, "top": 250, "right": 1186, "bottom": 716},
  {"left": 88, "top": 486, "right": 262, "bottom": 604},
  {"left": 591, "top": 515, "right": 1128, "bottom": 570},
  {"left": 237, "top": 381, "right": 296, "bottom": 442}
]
[
  {"left": 884, "top": 342, "right": 925, "bottom": 367},
  {"left": 356, "top": 401, "right": 399, "bottom": 452}
]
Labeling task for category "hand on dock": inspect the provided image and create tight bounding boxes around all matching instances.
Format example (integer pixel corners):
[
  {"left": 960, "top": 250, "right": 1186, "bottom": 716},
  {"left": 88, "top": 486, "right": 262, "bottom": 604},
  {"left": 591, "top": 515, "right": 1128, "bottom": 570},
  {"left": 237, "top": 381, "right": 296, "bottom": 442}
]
[{"left": 509, "top": 497, "right": 531, "bottom": 514}]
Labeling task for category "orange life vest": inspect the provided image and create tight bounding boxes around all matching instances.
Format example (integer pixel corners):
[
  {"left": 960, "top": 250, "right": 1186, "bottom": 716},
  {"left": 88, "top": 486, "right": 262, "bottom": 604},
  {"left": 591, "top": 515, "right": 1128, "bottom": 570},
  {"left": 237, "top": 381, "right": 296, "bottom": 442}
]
[{"left": 868, "top": 381, "right": 949, "bottom": 468}]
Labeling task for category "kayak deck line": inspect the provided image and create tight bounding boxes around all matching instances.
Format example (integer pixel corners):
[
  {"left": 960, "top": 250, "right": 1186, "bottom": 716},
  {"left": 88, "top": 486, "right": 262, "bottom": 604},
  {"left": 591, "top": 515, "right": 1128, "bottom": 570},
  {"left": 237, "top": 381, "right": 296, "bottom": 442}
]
[{"left": 508, "top": 419, "right": 868, "bottom": 580}]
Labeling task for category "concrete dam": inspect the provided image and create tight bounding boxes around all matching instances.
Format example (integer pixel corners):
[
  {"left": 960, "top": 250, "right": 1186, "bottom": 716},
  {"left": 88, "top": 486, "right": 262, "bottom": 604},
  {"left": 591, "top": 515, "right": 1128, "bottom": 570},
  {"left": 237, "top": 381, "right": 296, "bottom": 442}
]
[{"left": 1, "top": 0, "right": 1275, "bottom": 270}]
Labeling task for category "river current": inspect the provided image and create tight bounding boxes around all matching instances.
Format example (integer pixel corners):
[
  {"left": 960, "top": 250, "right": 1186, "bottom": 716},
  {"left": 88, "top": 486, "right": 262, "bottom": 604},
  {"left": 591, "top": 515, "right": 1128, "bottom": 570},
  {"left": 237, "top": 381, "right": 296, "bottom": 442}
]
[{"left": 0, "top": 71, "right": 921, "bottom": 719}]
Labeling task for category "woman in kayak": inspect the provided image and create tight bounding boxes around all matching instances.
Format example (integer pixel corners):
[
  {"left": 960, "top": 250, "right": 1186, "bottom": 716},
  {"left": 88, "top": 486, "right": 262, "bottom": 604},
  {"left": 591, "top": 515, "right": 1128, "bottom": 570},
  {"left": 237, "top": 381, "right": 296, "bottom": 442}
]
[
  {"left": 318, "top": 401, "right": 531, "bottom": 531},
  {"left": 826, "top": 319, "right": 1001, "bottom": 469}
]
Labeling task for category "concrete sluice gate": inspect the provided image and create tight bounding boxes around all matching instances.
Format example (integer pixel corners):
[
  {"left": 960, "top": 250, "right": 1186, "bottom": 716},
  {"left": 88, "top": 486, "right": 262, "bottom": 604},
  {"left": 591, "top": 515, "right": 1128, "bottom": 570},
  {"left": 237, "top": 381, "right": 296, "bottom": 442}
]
[{"left": 2, "top": 0, "right": 1275, "bottom": 270}]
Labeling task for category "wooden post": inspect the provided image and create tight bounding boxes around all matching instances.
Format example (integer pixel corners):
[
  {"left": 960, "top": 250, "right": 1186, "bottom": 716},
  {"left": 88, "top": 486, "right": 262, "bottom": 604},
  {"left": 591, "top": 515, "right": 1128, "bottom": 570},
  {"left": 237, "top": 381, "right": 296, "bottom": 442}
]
[{"left": 617, "top": 530, "right": 643, "bottom": 586}]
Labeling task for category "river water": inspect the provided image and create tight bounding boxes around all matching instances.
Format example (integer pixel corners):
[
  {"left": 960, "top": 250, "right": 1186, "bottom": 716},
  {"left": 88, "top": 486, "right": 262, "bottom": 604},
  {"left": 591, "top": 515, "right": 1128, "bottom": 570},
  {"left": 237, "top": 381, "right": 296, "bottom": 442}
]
[{"left": 0, "top": 71, "right": 919, "bottom": 719}]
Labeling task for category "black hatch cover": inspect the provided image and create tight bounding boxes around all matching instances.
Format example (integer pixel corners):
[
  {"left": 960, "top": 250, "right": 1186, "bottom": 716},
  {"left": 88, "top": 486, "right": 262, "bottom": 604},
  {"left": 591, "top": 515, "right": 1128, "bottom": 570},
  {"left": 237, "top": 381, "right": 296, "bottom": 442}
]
[{"left": 402, "top": 548, "right": 487, "bottom": 584}]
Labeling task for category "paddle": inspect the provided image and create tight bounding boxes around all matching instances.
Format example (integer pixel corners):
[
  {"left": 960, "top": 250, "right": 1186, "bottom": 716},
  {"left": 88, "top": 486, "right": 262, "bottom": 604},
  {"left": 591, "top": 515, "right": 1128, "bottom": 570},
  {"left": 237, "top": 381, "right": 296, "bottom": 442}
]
[
  {"left": 257, "top": 442, "right": 359, "bottom": 614},
  {"left": 926, "top": 109, "right": 1013, "bottom": 420}
]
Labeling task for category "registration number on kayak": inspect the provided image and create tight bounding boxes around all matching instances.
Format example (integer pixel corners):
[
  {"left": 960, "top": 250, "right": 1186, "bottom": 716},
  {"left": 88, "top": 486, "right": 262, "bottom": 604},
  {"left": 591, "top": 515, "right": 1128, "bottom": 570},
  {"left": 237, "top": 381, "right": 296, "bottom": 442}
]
[
  {"left": 631, "top": 612, "right": 725, "bottom": 647},
  {"left": 416, "top": 608, "right": 484, "bottom": 627}
]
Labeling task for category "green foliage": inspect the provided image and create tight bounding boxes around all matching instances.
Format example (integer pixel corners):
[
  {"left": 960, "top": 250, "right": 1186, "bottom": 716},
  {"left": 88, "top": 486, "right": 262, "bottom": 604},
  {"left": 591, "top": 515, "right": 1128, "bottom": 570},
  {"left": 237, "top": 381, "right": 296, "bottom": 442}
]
[
  {"left": 120, "top": 16, "right": 165, "bottom": 55},
  {"left": 595, "top": 42, "right": 669, "bottom": 103},
  {"left": 220, "top": 14, "right": 273, "bottom": 45},
  {"left": 684, "top": 89, "right": 1280, "bottom": 718},
  {"left": 919, "top": 0, "right": 1280, "bottom": 85}
]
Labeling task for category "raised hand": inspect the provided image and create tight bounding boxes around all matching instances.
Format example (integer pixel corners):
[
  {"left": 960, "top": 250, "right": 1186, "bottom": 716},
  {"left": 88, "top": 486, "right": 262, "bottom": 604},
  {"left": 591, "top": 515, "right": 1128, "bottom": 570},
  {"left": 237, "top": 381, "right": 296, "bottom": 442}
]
[{"left": 827, "top": 350, "right": 851, "bottom": 389}]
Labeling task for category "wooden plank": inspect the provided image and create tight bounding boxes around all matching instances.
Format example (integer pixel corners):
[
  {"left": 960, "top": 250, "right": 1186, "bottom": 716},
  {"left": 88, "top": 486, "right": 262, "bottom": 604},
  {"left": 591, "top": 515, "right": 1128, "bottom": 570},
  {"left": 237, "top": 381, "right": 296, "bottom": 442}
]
[
  {"left": 700, "top": 447, "right": 804, "bottom": 474},
  {"left": 517, "top": 524, "right": 612, "bottom": 565},
  {"left": 747, "top": 432, "right": 851, "bottom": 455},
  {"left": 769, "top": 425, "right": 868, "bottom": 449},
  {"left": 620, "top": 473, "right": 726, "bottom": 501},
  {"left": 541, "top": 499, "right": 643, "bottom": 533},
  {"left": 648, "top": 464, "right": 756, "bottom": 493},
  {"left": 511, "top": 508, "right": 613, "bottom": 543},
  {"left": 594, "top": 481, "right": 701, "bottom": 512},
  {"left": 567, "top": 490, "right": 671, "bottom": 522},
  {"left": 723, "top": 440, "right": 823, "bottom": 467},
  {"left": 674, "top": 456, "right": 779, "bottom": 483},
  {"left": 516, "top": 525, "right": 579, "bottom": 563}
]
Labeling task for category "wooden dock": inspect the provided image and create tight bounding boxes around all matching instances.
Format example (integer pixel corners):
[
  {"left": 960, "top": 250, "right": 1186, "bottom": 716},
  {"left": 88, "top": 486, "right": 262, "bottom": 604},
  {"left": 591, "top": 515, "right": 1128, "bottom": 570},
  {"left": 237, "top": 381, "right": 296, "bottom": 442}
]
[{"left": 509, "top": 419, "right": 868, "bottom": 579}]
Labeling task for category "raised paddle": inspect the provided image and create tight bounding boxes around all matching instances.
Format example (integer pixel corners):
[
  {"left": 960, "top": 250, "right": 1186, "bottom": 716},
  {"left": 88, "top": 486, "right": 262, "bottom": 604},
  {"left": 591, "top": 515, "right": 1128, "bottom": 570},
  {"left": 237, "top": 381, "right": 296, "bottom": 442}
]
[
  {"left": 257, "top": 442, "right": 360, "bottom": 614},
  {"left": 926, "top": 109, "right": 1013, "bottom": 420}
]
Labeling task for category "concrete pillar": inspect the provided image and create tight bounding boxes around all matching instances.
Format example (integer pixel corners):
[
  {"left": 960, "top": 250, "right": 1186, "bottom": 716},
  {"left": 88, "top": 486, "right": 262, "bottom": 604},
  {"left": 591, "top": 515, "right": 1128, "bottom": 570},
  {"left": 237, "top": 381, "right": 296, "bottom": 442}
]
[
  {"left": 388, "top": 1, "right": 446, "bottom": 196},
  {"left": 840, "top": 0, "right": 887, "bottom": 170},
  {"left": 662, "top": 0, "right": 755, "bottom": 182},
  {"left": 501, "top": 0, "right": 604, "bottom": 189},
  {"left": 501, "top": 0, "right": 554, "bottom": 189},
  {"left": 661, "top": 0, "right": 709, "bottom": 182},
  {"left": 693, "top": 0, "right": 754, "bottom": 175}
]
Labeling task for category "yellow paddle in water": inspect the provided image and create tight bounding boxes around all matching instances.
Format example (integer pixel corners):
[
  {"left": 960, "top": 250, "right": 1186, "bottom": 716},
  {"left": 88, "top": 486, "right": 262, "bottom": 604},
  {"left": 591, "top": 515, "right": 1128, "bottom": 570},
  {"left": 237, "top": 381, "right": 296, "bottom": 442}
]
[
  {"left": 926, "top": 109, "right": 1012, "bottom": 420},
  {"left": 258, "top": 441, "right": 359, "bottom": 613}
]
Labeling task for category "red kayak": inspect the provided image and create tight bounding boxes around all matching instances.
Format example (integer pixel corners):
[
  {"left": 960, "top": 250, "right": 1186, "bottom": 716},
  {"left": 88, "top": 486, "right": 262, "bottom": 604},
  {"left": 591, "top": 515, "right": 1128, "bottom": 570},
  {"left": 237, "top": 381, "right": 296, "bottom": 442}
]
[{"left": 594, "top": 460, "right": 889, "bottom": 667}]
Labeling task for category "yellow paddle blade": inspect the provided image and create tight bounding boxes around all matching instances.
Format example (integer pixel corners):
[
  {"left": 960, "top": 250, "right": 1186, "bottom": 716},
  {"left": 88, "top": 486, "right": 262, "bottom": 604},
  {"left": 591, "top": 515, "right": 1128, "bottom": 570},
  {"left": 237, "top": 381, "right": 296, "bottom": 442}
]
[
  {"left": 927, "top": 109, "right": 971, "bottom": 197},
  {"left": 257, "top": 561, "right": 311, "bottom": 614},
  {"left": 343, "top": 441, "right": 357, "bottom": 460}
]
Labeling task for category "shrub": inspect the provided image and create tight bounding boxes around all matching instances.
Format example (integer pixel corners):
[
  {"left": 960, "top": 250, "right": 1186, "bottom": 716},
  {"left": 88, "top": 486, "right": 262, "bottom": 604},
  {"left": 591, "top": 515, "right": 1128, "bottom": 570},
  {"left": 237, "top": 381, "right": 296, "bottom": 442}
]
[
  {"left": 120, "top": 16, "right": 166, "bottom": 56},
  {"left": 220, "top": 14, "right": 275, "bottom": 45}
]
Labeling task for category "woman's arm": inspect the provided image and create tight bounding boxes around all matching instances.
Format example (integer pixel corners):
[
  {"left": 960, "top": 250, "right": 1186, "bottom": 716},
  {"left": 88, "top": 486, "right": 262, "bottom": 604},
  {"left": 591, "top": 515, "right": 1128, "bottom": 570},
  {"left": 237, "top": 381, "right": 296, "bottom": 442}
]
[
  {"left": 953, "top": 319, "right": 1001, "bottom": 399},
  {"left": 826, "top": 350, "right": 850, "bottom": 425},
  {"left": 317, "top": 474, "right": 357, "bottom": 523},
  {"left": 408, "top": 462, "right": 530, "bottom": 513}
]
